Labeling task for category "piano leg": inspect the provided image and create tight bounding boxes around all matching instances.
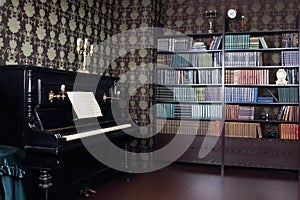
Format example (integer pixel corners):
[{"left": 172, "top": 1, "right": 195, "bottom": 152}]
[
  {"left": 123, "top": 142, "right": 132, "bottom": 182},
  {"left": 125, "top": 142, "right": 129, "bottom": 170},
  {"left": 38, "top": 170, "right": 53, "bottom": 200}
]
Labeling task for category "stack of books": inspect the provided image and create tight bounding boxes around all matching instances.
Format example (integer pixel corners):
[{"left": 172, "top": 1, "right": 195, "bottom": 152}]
[{"left": 192, "top": 42, "right": 207, "bottom": 51}]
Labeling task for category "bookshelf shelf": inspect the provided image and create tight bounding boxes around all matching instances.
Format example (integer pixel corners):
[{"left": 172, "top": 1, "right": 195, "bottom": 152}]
[
  {"left": 158, "top": 66, "right": 223, "bottom": 70},
  {"left": 224, "top": 29, "right": 299, "bottom": 35},
  {"left": 156, "top": 100, "right": 222, "bottom": 104},
  {"left": 157, "top": 50, "right": 223, "bottom": 54},
  {"left": 224, "top": 47, "right": 299, "bottom": 52},
  {"left": 157, "top": 32, "right": 223, "bottom": 38},
  {"left": 159, "top": 84, "right": 223, "bottom": 87},
  {"left": 224, "top": 84, "right": 298, "bottom": 87},
  {"left": 225, "top": 102, "right": 299, "bottom": 105},
  {"left": 154, "top": 16, "right": 299, "bottom": 171},
  {"left": 224, "top": 66, "right": 298, "bottom": 69},
  {"left": 226, "top": 119, "right": 299, "bottom": 123},
  {"left": 155, "top": 117, "right": 220, "bottom": 121}
]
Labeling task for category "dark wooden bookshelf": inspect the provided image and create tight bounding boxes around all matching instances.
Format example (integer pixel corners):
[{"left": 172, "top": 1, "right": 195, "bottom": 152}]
[{"left": 154, "top": 15, "right": 300, "bottom": 172}]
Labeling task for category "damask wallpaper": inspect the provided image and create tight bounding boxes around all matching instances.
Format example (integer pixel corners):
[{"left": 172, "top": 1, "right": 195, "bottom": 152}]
[
  {"left": 0, "top": 0, "right": 299, "bottom": 142},
  {"left": 160, "top": 0, "right": 300, "bottom": 33},
  {"left": 0, "top": 0, "right": 116, "bottom": 72}
]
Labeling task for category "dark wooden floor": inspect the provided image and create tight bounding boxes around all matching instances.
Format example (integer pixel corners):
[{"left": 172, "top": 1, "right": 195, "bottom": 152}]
[{"left": 77, "top": 163, "right": 299, "bottom": 200}]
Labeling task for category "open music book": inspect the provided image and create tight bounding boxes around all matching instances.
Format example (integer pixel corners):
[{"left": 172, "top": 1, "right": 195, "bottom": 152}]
[{"left": 67, "top": 91, "right": 103, "bottom": 119}]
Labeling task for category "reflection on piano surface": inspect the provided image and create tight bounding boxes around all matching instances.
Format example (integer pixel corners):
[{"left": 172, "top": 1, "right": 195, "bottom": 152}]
[{"left": 0, "top": 65, "right": 137, "bottom": 200}]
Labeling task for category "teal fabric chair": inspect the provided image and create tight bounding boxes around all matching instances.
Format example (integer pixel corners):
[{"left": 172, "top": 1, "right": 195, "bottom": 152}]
[{"left": 0, "top": 145, "right": 26, "bottom": 200}]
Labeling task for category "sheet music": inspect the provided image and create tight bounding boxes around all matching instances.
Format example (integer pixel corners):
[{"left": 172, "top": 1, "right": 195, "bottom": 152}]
[{"left": 67, "top": 91, "right": 103, "bottom": 119}]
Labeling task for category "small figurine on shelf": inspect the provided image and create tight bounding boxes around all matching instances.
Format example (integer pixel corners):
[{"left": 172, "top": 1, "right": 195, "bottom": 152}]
[
  {"left": 241, "top": 16, "right": 245, "bottom": 31},
  {"left": 275, "top": 69, "right": 288, "bottom": 85}
]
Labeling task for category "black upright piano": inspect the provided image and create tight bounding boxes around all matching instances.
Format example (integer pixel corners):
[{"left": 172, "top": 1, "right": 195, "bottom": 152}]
[{"left": 0, "top": 65, "right": 137, "bottom": 199}]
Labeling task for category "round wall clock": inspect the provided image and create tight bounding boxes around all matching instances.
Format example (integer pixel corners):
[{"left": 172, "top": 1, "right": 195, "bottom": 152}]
[{"left": 227, "top": 9, "right": 237, "bottom": 19}]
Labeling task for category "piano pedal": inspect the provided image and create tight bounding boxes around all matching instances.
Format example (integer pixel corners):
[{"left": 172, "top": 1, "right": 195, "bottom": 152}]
[
  {"left": 86, "top": 187, "right": 97, "bottom": 194},
  {"left": 80, "top": 189, "right": 90, "bottom": 198}
]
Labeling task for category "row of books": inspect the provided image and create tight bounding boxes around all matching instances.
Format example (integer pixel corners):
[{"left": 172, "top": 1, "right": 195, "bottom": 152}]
[
  {"left": 156, "top": 119, "right": 299, "bottom": 140},
  {"left": 157, "top": 36, "right": 223, "bottom": 52},
  {"left": 157, "top": 33, "right": 298, "bottom": 52},
  {"left": 278, "top": 87, "right": 298, "bottom": 102},
  {"left": 281, "top": 51, "right": 299, "bottom": 66},
  {"left": 285, "top": 68, "right": 299, "bottom": 84},
  {"left": 173, "top": 53, "right": 221, "bottom": 68},
  {"left": 156, "top": 54, "right": 173, "bottom": 67},
  {"left": 192, "top": 42, "right": 207, "bottom": 51},
  {"left": 225, "top": 35, "right": 268, "bottom": 49},
  {"left": 156, "top": 53, "right": 222, "bottom": 68},
  {"left": 225, "top": 87, "right": 298, "bottom": 103},
  {"left": 156, "top": 86, "right": 296, "bottom": 103},
  {"left": 224, "top": 52, "right": 263, "bottom": 66},
  {"left": 157, "top": 51, "right": 264, "bottom": 68},
  {"left": 225, "top": 34, "right": 250, "bottom": 49},
  {"left": 157, "top": 37, "right": 193, "bottom": 51},
  {"left": 225, "top": 69, "right": 269, "bottom": 85},
  {"left": 156, "top": 119, "right": 222, "bottom": 136},
  {"left": 249, "top": 37, "right": 260, "bottom": 49},
  {"left": 191, "top": 104, "right": 222, "bottom": 119},
  {"left": 225, "top": 87, "right": 258, "bottom": 103},
  {"left": 156, "top": 103, "right": 222, "bottom": 120},
  {"left": 226, "top": 87, "right": 298, "bottom": 103},
  {"left": 156, "top": 86, "right": 222, "bottom": 102},
  {"left": 156, "top": 102, "right": 298, "bottom": 122},
  {"left": 276, "top": 105, "right": 299, "bottom": 121},
  {"left": 170, "top": 54, "right": 193, "bottom": 67},
  {"left": 279, "top": 123, "right": 299, "bottom": 140},
  {"left": 156, "top": 69, "right": 221, "bottom": 85},
  {"left": 223, "top": 104, "right": 298, "bottom": 121},
  {"left": 226, "top": 122, "right": 298, "bottom": 140},
  {"left": 249, "top": 37, "right": 268, "bottom": 49},
  {"left": 208, "top": 36, "right": 222, "bottom": 50},
  {"left": 225, "top": 122, "right": 262, "bottom": 138},
  {"left": 225, "top": 105, "right": 254, "bottom": 120},
  {"left": 282, "top": 33, "right": 298, "bottom": 48}
]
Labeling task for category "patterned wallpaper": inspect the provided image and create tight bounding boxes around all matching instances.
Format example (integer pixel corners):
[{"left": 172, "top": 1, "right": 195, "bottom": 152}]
[
  {"left": 1, "top": 0, "right": 298, "bottom": 68},
  {"left": 160, "top": 0, "right": 300, "bottom": 34},
  {"left": 113, "top": 0, "right": 159, "bottom": 128},
  {"left": 0, "top": 0, "right": 116, "bottom": 72},
  {"left": 0, "top": 0, "right": 299, "bottom": 136}
]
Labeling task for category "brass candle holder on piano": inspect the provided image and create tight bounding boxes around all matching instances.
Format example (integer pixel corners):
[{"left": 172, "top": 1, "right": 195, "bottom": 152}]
[
  {"left": 76, "top": 38, "right": 93, "bottom": 73},
  {"left": 102, "top": 91, "right": 120, "bottom": 102},
  {"left": 48, "top": 84, "right": 67, "bottom": 103}
]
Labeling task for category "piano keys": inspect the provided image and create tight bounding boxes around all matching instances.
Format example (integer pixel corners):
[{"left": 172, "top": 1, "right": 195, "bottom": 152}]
[
  {"left": 0, "top": 65, "right": 137, "bottom": 199},
  {"left": 62, "top": 123, "right": 132, "bottom": 141}
]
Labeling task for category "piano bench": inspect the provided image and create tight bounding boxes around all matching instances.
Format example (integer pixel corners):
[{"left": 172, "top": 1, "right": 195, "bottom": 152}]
[{"left": 0, "top": 145, "right": 26, "bottom": 200}]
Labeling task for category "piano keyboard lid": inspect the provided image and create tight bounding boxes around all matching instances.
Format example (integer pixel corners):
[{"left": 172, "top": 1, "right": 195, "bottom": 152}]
[{"left": 36, "top": 107, "right": 75, "bottom": 131}]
